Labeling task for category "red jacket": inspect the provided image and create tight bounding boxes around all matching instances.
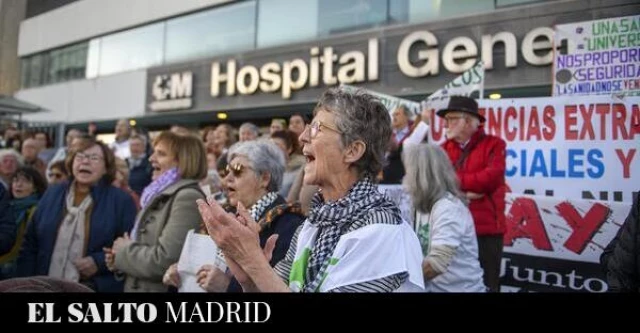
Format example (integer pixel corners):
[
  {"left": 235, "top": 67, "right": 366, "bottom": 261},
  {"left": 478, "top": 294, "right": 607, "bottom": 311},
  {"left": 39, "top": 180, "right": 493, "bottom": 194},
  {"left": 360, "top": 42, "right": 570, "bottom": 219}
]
[{"left": 441, "top": 128, "right": 507, "bottom": 236}]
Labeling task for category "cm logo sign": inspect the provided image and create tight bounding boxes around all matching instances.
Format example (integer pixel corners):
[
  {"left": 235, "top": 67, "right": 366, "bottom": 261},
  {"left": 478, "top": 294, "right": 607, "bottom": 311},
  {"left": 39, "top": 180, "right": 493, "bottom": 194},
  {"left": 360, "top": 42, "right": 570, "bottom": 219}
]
[{"left": 150, "top": 72, "right": 193, "bottom": 112}]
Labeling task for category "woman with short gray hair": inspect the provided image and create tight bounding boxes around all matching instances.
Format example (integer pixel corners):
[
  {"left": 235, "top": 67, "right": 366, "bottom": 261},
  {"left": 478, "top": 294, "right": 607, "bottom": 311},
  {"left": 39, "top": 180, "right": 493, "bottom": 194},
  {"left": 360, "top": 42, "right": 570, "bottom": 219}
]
[
  {"left": 227, "top": 140, "right": 285, "bottom": 195},
  {"left": 403, "top": 143, "right": 485, "bottom": 292},
  {"left": 198, "top": 87, "right": 424, "bottom": 293},
  {"left": 163, "top": 140, "right": 304, "bottom": 293}
]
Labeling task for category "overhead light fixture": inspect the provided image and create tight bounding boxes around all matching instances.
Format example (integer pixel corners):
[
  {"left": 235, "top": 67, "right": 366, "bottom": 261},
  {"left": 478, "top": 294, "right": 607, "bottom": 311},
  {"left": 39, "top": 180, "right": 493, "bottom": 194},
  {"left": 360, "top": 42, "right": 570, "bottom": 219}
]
[
  {"left": 489, "top": 93, "right": 502, "bottom": 100},
  {"left": 217, "top": 112, "right": 228, "bottom": 120},
  {"left": 129, "top": 119, "right": 137, "bottom": 126}
]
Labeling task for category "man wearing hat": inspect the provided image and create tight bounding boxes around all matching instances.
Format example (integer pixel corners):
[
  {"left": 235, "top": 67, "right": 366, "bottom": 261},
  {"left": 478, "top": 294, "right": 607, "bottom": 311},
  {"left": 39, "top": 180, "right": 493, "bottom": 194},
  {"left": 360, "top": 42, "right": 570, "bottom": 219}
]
[{"left": 437, "top": 96, "right": 507, "bottom": 292}]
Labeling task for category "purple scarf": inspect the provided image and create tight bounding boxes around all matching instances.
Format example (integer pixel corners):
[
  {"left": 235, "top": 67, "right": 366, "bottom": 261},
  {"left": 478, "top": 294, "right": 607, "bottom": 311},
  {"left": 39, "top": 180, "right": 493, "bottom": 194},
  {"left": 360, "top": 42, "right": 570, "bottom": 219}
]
[
  {"left": 140, "top": 167, "right": 181, "bottom": 209},
  {"left": 131, "top": 167, "right": 180, "bottom": 240}
]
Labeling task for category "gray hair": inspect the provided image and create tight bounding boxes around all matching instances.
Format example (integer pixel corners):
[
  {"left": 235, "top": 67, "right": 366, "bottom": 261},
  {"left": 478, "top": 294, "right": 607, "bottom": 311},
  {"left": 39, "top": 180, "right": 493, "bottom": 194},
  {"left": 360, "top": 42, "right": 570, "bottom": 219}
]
[
  {"left": 402, "top": 143, "right": 465, "bottom": 213},
  {"left": 239, "top": 122, "right": 260, "bottom": 136},
  {"left": 227, "top": 140, "right": 285, "bottom": 192},
  {"left": 0, "top": 149, "right": 24, "bottom": 165},
  {"left": 314, "top": 87, "right": 392, "bottom": 180}
]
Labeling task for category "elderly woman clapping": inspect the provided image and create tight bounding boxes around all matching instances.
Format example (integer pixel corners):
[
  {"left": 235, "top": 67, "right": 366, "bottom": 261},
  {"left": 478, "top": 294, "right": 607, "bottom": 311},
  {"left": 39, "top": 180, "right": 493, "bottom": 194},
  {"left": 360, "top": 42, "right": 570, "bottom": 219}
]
[
  {"left": 403, "top": 144, "right": 485, "bottom": 292},
  {"left": 163, "top": 140, "right": 305, "bottom": 292},
  {"left": 197, "top": 88, "right": 425, "bottom": 292}
]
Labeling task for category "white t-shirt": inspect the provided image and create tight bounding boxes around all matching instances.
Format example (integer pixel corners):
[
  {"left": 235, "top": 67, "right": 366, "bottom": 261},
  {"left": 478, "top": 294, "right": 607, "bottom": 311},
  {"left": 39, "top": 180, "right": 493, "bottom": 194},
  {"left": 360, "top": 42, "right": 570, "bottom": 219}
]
[
  {"left": 415, "top": 193, "right": 486, "bottom": 292},
  {"left": 109, "top": 139, "right": 131, "bottom": 160}
]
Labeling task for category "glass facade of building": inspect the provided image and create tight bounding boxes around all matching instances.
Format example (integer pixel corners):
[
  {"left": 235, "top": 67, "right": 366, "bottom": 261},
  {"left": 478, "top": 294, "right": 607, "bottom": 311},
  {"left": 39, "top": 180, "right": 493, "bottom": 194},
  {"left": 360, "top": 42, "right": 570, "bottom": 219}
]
[{"left": 20, "top": 0, "right": 553, "bottom": 88}]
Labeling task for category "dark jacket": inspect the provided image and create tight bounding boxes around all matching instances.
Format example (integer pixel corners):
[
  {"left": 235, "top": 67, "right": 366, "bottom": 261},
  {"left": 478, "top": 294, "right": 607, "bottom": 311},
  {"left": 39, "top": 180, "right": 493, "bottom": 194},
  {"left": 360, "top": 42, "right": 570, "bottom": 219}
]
[
  {"left": 16, "top": 180, "right": 137, "bottom": 292},
  {"left": 382, "top": 125, "right": 414, "bottom": 185},
  {"left": 127, "top": 156, "right": 153, "bottom": 196},
  {"left": 600, "top": 193, "right": 639, "bottom": 292},
  {"left": 441, "top": 128, "right": 507, "bottom": 235},
  {"left": 0, "top": 186, "right": 15, "bottom": 256},
  {"left": 226, "top": 195, "right": 305, "bottom": 292}
]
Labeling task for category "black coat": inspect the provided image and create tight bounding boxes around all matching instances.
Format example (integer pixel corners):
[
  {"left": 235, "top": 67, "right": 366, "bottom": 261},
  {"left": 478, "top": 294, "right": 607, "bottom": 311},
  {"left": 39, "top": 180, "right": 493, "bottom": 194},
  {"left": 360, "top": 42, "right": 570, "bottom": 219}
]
[
  {"left": 226, "top": 195, "right": 304, "bottom": 292},
  {"left": 0, "top": 186, "right": 15, "bottom": 256},
  {"left": 600, "top": 193, "right": 640, "bottom": 292}
]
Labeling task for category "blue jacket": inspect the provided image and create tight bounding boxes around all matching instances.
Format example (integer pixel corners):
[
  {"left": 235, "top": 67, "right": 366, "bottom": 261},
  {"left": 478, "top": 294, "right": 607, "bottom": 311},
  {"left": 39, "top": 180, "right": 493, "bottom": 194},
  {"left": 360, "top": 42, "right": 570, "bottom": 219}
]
[
  {"left": 127, "top": 157, "right": 152, "bottom": 196},
  {"left": 17, "top": 180, "right": 137, "bottom": 292}
]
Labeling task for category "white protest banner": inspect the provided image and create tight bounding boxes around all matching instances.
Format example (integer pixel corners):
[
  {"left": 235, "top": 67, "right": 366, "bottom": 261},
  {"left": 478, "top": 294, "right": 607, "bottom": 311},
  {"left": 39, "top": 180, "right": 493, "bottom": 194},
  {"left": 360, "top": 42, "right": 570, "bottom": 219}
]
[
  {"left": 427, "top": 95, "right": 639, "bottom": 203},
  {"left": 501, "top": 193, "right": 631, "bottom": 292},
  {"left": 341, "top": 84, "right": 421, "bottom": 116},
  {"left": 553, "top": 15, "right": 640, "bottom": 97}
]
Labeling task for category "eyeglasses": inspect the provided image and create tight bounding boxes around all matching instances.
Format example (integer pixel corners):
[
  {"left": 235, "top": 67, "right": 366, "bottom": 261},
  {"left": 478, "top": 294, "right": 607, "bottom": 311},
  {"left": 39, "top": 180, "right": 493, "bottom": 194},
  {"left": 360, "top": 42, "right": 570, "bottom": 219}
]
[
  {"left": 75, "top": 152, "right": 104, "bottom": 163},
  {"left": 444, "top": 115, "right": 467, "bottom": 122},
  {"left": 224, "top": 163, "right": 253, "bottom": 178},
  {"left": 305, "top": 120, "right": 342, "bottom": 139}
]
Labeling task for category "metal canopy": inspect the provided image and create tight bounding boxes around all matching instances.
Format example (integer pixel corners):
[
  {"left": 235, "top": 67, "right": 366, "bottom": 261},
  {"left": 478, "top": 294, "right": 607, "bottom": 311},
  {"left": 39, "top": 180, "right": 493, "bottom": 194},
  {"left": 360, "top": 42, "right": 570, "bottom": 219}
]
[{"left": 0, "top": 95, "right": 47, "bottom": 116}]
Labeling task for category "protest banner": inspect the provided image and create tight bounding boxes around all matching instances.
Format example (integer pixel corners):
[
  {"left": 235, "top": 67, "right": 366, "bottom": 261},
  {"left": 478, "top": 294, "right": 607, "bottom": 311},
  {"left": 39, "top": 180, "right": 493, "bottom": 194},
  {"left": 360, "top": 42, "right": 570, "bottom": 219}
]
[
  {"left": 375, "top": 186, "right": 633, "bottom": 292},
  {"left": 553, "top": 15, "right": 640, "bottom": 97},
  {"left": 427, "top": 95, "right": 639, "bottom": 203},
  {"left": 502, "top": 193, "right": 631, "bottom": 292}
]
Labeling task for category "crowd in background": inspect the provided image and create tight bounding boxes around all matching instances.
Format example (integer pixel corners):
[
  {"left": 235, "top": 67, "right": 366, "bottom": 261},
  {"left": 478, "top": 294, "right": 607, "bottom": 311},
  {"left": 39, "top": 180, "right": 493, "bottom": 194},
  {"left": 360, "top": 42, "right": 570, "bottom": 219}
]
[{"left": 0, "top": 87, "right": 637, "bottom": 293}]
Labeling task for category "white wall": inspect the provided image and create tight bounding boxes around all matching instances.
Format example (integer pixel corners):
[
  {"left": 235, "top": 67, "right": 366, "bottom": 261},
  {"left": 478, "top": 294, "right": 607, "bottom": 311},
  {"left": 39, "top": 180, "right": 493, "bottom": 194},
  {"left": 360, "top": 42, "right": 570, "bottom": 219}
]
[
  {"left": 16, "top": 70, "right": 147, "bottom": 123},
  {"left": 19, "top": 0, "right": 234, "bottom": 56}
]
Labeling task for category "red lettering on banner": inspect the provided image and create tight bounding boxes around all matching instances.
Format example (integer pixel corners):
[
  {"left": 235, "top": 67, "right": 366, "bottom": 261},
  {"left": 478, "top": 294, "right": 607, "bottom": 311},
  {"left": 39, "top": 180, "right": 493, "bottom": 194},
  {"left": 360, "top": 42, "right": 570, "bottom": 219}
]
[
  {"left": 487, "top": 107, "right": 502, "bottom": 138},
  {"left": 526, "top": 107, "right": 541, "bottom": 141},
  {"left": 632, "top": 105, "right": 640, "bottom": 137},
  {"left": 505, "top": 107, "right": 517, "bottom": 141},
  {"left": 595, "top": 104, "right": 610, "bottom": 140},
  {"left": 579, "top": 104, "right": 595, "bottom": 140},
  {"left": 543, "top": 106, "right": 556, "bottom": 141},
  {"left": 431, "top": 108, "right": 444, "bottom": 142},
  {"left": 565, "top": 105, "right": 578, "bottom": 140},
  {"left": 612, "top": 104, "right": 628, "bottom": 140},
  {"left": 615, "top": 149, "right": 636, "bottom": 178},
  {"left": 519, "top": 107, "right": 526, "bottom": 141},
  {"left": 504, "top": 197, "right": 552, "bottom": 250},
  {"left": 556, "top": 202, "right": 610, "bottom": 254}
]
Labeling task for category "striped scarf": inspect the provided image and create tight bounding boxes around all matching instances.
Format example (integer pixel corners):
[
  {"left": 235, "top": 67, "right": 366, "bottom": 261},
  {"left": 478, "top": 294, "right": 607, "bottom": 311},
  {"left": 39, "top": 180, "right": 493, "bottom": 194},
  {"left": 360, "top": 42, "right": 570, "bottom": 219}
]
[
  {"left": 248, "top": 192, "right": 279, "bottom": 222},
  {"left": 304, "top": 178, "right": 402, "bottom": 292}
]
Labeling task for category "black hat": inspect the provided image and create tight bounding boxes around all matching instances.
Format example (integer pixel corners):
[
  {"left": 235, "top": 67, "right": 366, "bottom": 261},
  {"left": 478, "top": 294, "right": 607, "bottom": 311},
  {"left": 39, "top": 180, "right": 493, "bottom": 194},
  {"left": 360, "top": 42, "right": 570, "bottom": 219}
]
[{"left": 436, "top": 96, "right": 485, "bottom": 122}]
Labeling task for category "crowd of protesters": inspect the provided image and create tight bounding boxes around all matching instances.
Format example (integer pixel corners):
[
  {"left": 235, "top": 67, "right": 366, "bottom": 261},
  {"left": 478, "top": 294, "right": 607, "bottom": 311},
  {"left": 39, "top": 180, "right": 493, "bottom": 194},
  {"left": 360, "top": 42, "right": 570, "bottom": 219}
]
[{"left": 0, "top": 86, "right": 636, "bottom": 293}]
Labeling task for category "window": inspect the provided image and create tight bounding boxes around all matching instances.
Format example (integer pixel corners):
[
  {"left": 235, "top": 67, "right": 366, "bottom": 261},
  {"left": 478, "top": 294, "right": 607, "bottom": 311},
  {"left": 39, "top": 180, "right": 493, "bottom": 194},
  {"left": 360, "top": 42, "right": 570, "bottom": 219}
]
[
  {"left": 257, "top": 0, "right": 319, "bottom": 48},
  {"left": 317, "top": 0, "right": 388, "bottom": 36},
  {"left": 98, "top": 23, "right": 164, "bottom": 76},
  {"left": 20, "top": 42, "right": 88, "bottom": 88},
  {"left": 390, "top": 0, "right": 494, "bottom": 24},
  {"left": 164, "top": 1, "right": 256, "bottom": 63},
  {"left": 86, "top": 39, "right": 101, "bottom": 79},
  {"left": 47, "top": 42, "right": 88, "bottom": 84}
]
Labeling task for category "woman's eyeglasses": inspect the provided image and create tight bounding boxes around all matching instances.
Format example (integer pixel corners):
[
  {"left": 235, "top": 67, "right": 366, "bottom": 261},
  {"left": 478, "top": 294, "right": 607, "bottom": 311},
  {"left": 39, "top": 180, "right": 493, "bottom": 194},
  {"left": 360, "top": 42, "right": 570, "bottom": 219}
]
[
  {"left": 75, "top": 152, "right": 104, "bottom": 163},
  {"left": 306, "top": 120, "right": 342, "bottom": 139},
  {"left": 223, "top": 163, "right": 253, "bottom": 178}
]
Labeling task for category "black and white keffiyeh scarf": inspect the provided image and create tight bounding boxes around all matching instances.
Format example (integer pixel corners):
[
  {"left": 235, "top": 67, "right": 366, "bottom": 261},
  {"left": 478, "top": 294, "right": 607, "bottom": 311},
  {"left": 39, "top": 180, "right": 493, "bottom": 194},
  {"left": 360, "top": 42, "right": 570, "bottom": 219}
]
[
  {"left": 249, "top": 192, "right": 279, "bottom": 222},
  {"left": 304, "top": 178, "right": 402, "bottom": 292}
]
